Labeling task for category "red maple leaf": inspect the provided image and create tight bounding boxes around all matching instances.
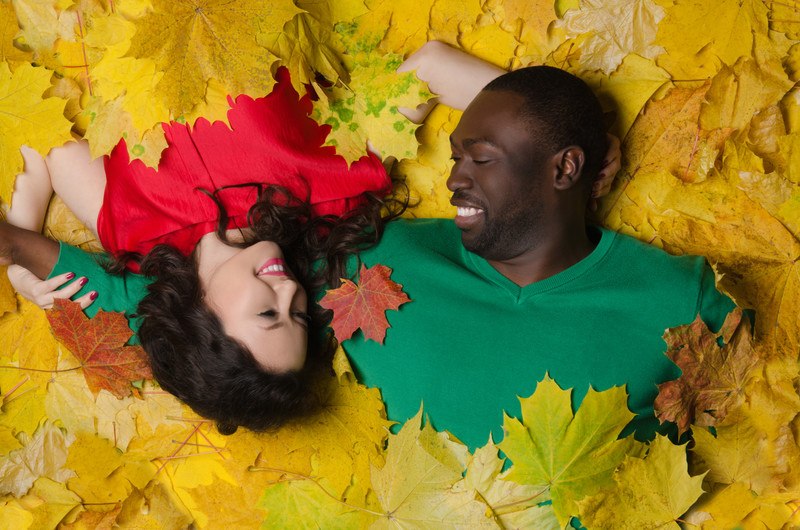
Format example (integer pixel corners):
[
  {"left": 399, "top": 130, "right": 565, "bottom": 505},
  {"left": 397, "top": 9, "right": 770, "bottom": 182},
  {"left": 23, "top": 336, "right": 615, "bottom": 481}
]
[
  {"left": 654, "top": 308, "right": 760, "bottom": 436},
  {"left": 319, "top": 263, "right": 411, "bottom": 344},
  {"left": 47, "top": 299, "right": 153, "bottom": 399}
]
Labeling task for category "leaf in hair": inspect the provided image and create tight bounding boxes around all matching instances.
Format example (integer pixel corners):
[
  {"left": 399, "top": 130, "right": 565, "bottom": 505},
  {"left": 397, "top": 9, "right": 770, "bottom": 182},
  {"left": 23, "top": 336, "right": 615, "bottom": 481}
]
[
  {"left": 46, "top": 299, "right": 152, "bottom": 399},
  {"left": 319, "top": 263, "right": 410, "bottom": 344}
]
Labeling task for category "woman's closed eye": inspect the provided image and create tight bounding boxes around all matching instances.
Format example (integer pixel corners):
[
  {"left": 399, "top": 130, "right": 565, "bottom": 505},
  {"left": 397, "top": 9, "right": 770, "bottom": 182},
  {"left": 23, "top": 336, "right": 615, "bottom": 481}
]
[
  {"left": 258, "top": 309, "right": 278, "bottom": 319},
  {"left": 292, "top": 311, "right": 312, "bottom": 327},
  {"left": 258, "top": 309, "right": 311, "bottom": 327}
]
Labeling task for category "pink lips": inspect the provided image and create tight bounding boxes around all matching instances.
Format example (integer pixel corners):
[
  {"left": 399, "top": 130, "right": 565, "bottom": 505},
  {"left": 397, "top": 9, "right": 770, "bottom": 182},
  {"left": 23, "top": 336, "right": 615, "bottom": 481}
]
[{"left": 257, "top": 258, "right": 288, "bottom": 276}]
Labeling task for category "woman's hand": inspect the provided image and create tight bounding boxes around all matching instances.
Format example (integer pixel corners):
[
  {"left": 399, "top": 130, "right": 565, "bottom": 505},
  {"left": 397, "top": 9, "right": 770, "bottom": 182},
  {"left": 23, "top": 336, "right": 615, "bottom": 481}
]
[
  {"left": 7, "top": 265, "right": 96, "bottom": 310},
  {"left": 590, "top": 133, "right": 622, "bottom": 211},
  {"left": 397, "top": 41, "right": 505, "bottom": 123}
]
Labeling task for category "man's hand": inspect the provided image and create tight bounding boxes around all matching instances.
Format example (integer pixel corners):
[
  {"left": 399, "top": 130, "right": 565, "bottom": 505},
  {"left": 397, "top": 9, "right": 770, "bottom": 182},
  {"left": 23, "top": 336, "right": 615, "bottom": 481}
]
[
  {"left": 0, "top": 221, "right": 59, "bottom": 278},
  {"left": 7, "top": 265, "right": 96, "bottom": 310}
]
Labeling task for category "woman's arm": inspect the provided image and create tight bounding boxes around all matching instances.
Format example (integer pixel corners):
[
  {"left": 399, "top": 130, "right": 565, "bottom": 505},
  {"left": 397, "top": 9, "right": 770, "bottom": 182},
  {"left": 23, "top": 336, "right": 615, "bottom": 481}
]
[{"left": 397, "top": 41, "right": 506, "bottom": 122}]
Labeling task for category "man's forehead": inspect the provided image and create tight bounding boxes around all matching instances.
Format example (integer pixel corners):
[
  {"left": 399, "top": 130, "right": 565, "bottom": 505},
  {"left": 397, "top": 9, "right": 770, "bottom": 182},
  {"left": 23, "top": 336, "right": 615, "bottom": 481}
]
[{"left": 451, "top": 91, "right": 528, "bottom": 144}]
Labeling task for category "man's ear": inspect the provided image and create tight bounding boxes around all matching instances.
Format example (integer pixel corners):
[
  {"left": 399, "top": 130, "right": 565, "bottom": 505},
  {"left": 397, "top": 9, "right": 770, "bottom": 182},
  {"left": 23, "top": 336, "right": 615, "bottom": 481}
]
[{"left": 553, "top": 147, "right": 585, "bottom": 191}]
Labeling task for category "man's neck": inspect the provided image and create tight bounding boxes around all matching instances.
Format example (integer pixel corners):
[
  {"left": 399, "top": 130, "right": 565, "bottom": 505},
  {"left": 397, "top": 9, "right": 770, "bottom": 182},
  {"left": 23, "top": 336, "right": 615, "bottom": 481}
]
[{"left": 486, "top": 224, "right": 597, "bottom": 287}]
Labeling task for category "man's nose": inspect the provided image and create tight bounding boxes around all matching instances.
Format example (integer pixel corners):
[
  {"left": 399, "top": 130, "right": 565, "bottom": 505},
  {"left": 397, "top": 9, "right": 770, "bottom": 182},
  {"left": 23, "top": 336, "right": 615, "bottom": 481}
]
[{"left": 446, "top": 161, "right": 472, "bottom": 192}]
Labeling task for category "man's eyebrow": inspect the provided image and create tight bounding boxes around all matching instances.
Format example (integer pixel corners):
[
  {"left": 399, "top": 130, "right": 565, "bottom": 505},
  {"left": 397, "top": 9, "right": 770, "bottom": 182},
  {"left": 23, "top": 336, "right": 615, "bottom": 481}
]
[{"left": 449, "top": 135, "right": 499, "bottom": 149}]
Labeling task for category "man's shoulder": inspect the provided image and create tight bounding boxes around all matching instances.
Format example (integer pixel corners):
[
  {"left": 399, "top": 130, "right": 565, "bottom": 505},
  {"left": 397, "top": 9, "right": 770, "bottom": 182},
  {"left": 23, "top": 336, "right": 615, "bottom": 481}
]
[{"left": 605, "top": 228, "right": 708, "bottom": 276}]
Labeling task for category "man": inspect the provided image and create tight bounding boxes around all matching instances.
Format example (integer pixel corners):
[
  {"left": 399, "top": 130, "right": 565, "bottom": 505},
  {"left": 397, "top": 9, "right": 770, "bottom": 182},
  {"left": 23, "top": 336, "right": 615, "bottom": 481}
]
[{"left": 341, "top": 65, "right": 735, "bottom": 451}]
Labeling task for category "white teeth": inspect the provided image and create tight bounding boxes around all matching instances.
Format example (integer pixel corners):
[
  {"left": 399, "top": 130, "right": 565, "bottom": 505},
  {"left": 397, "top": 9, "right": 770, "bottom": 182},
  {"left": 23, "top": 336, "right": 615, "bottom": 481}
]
[
  {"left": 260, "top": 264, "right": 285, "bottom": 274},
  {"left": 457, "top": 206, "right": 482, "bottom": 217}
]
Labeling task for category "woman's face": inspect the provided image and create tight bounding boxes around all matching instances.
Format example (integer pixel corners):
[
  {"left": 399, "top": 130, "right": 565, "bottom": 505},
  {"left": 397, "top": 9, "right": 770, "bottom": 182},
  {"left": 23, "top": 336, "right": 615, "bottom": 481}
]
[{"left": 202, "top": 241, "right": 309, "bottom": 372}]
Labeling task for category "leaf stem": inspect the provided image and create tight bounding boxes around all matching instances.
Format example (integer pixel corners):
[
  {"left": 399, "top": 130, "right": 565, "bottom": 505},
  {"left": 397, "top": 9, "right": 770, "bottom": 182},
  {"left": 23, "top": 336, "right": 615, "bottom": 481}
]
[
  {"left": 0, "top": 364, "right": 82, "bottom": 373},
  {"left": 489, "top": 485, "right": 550, "bottom": 514}
]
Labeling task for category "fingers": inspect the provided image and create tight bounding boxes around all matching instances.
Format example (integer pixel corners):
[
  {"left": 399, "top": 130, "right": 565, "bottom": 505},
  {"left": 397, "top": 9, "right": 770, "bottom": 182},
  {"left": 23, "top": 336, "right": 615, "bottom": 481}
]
[
  {"left": 42, "top": 273, "right": 87, "bottom": 299},
  {"left": 7, "top": 265, "right": 97, "bottom": 310},
  {"left": 593, "top": 133, "right": 622, "bottom": 200},
  {"left": 72, "top": 290, "right": 98, "bottom": 309}
]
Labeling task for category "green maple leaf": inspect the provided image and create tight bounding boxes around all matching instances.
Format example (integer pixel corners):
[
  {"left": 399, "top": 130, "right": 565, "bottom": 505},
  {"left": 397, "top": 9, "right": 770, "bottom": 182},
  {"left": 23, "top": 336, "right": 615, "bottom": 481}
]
[
  {"left": 498, "top": 376, "right": 641, "bottom": 527},
  {"left": 311, "top": 52, "right": 430, "bottom": 162},
  {"left": 577, "top": 436, "right": 706, "bottom": 529}
]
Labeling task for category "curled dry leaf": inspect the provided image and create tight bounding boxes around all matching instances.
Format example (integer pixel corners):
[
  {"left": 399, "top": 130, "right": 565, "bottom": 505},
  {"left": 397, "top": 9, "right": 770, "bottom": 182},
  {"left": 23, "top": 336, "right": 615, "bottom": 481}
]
[{"left": 654, "top": 309, "right": 760, "bottom": 436}]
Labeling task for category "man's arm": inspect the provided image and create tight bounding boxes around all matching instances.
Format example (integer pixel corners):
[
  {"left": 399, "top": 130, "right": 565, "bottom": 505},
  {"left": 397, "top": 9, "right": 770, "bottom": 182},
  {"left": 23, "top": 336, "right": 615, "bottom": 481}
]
[{"left": 0, "top": 222, "right": 59, "bottom": 278}]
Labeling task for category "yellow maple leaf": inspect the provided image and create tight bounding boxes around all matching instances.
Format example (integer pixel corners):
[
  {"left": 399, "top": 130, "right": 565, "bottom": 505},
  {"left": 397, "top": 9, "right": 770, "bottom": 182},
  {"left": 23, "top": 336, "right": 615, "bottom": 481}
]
[
  {"left": 19, "top": 478, "right": 82, "bottom": 530},
  {"left": 577, "top": 436, "right": 705, "bottom": 529},
  {"left": 0, "top": 61, "right": 73, "bottom": 205},
  {"left": 126, "top": 0, "right": 298, "bottom": 117},
  {"left": 692, "top": 414, "right": 783, "bottom": 495},
  {"left": 683, "top": 482, "right": 758, "bottom": 530},
  {"left": 263, "top": 12, "right": 348, "bottom": 92},
  {"left": 0, "top": 421, "right": 75, "bottom": 497},
  {"left": 580, "top": 53, "right": 670, "bottom": 139},
  {"left": 362, "top": 0, "right": 433, "bottom": 54},
  {"left": 484, "top": 0, "right": 556, "bottom": 62},
  {"left": 0, "top": 370, "right": 46, "bottom": 438},
  {"left": 259, "top": 409, "right": 495, "bottom": 528},
  {"left": 295, "top": 0, "right": 370, "bottom": 25},
  {"left": 458, "top": 441, "right": 559, "bottom": 528},
  {"left": 458, "top": 19, "right": 519, "bottom": 71},
  {"left": 47, "top": 368, "right": 145, "bottom": 451},
  {"left": 0, "top": 265, "right": 16, "bottom": 316},
  {"left": 556, "top": 0, "right": 666, "bottom": 74},
  {"left": 90, "top": 55, "right": 168, "bottom": 136},
  {"left": 498, "top": 376, "right": 640, "bottom": 527},
  {"left": 81, "top": 95, "right": 168, "bottom": 167},
  {"left": 65, "top": 431, "right": 134, "bottom": 505},
  {"left": 0, "top": 297, "right": 60, "bottom": 386},
  {"left": 112, "top": 481, "right": 193, "bottom": 530},
  {"left": 655, "top": 0, "right": 768, "bottom": 75},
  {"left": 396, "top": 105, "right": 460, "bottom": 218},
  {"left": 10, "top": 0, "right": 74, "bottom": 53},
  {"left": 0, "top": 1, "right": 31, "bottom": 67},
  {"left": 429, "top": 0, "right": 485, "bottom": 55},
  {"left": 242, "top": 372, "right": 391, "bottom": 500},
  {"left": 700, "top": 57, "right": 793, "bottom": 132}
]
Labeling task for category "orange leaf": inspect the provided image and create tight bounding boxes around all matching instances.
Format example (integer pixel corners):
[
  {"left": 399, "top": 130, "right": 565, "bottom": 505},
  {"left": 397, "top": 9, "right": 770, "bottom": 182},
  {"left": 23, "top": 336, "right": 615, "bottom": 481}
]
[
  {"left": 654, "top": 309, "right": 760, "bottom": 436},
  {"left": 319, "top": 264, "right": 410, "bottom": 344},
  {"left": 46, "top": 299, "right": 152, "bottom": 399}
]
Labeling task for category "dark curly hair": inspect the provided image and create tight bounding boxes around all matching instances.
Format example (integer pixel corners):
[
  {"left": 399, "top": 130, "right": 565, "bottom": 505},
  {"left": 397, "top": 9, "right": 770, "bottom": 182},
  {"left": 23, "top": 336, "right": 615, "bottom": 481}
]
[{"left": 136, "top": 183, "right": 407, "bottom": 435}]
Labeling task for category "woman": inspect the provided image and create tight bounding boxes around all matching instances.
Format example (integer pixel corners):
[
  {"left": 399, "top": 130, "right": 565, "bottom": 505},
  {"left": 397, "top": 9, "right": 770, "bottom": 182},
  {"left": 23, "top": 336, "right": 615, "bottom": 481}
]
[{"left": 2, "top": 67, "right": 403, "bottom": 434}]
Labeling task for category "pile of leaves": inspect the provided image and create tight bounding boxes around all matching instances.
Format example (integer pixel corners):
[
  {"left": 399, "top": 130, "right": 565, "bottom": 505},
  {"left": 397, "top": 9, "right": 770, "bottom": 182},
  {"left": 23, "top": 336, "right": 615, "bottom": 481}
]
[{"left": 1, "top": 0, "right": 799, "bottom": 527}]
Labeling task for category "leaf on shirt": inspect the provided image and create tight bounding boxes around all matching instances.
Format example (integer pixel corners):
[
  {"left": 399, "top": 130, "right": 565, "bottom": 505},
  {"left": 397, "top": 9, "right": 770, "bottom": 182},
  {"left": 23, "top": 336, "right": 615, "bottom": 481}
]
[
  {"left": 654, "top": 309, "right": 761, "bottom": 436},
  {"left": 577, "top": 436, "right": 705, "bottom": 529},
  {"left": 46, "top": 299, "right": 152, "bottom": 399},
  {"left": 319, "top": 263, "right": 410, "bottom": 344},
  {"left": 498, "top": 376, "right": 641, "bottom": 527}
]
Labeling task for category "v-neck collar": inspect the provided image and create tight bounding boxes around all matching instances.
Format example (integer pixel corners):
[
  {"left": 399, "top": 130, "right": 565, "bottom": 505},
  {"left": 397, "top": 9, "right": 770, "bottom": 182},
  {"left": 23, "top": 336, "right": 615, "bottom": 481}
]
[{"left": 462, "top": 226, "right": 616, "bottom": 302}]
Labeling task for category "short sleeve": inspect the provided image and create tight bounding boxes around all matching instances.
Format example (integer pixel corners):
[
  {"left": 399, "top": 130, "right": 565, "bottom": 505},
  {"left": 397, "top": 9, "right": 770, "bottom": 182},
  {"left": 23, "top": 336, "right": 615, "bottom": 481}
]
[{"left": 47, "top": 243, "right": 152, "bottom": 341}]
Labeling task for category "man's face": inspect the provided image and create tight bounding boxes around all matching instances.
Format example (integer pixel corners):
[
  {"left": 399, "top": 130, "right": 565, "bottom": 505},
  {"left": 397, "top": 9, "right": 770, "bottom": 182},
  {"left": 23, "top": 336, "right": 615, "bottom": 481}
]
[{"left": 447, "top": 90, "right": 554, "bottom": 261}]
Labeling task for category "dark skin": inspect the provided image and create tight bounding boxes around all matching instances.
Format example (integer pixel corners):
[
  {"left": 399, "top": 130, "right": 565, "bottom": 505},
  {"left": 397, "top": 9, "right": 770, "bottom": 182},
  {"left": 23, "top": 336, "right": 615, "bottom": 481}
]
[
  {"left": 0, "top": 222, "right": 59, "bottom": 278},
  {"left": 447, "top": 90, "right": 595, "bottom": 287}
]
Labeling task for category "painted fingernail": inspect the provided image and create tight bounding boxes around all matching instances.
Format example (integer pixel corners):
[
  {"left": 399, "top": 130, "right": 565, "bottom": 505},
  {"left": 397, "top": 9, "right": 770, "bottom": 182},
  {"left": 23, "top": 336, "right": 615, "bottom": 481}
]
[
  {"left": 66, "top": 272, "right": 75, "bottom": 280},
  {"left": 89, "top": 291, "right": 98, "bottom": 300},
  {"left": 79, "top": 277, "right": 88, "bottom": 286}
]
